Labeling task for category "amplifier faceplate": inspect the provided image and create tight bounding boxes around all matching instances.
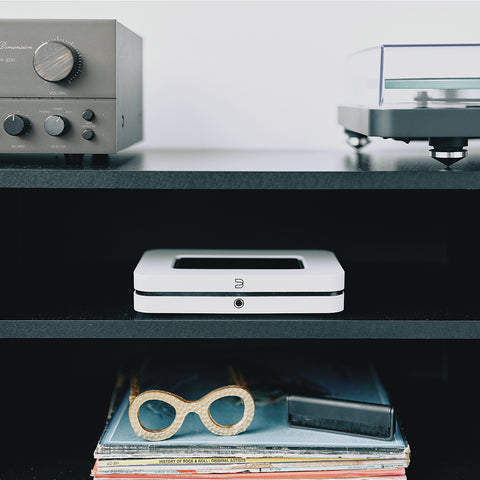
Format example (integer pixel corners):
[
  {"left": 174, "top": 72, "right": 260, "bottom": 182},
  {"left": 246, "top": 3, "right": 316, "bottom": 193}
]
[
  {"left": 0, "top": 98, "right": 116, "bottom": 154},
  {"left": 0, "top": 20, "right": 142, "bottom": 154}
]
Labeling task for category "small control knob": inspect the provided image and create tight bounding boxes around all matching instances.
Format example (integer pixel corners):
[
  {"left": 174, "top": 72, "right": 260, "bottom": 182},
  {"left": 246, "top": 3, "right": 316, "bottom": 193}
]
[
  {"left": 44, "top": 115, "right": 67, "bottom": 136},
  {"left": 82, "top": 129, "right": 95, "bottom": 141},
  {"left": 33, "top": 41, "right": 77, "bottom": 82},
  {"left": 82, "top": 109, "right": 95, "bottom": 121},
  {"left": 3, "top": 114, "right": 28, "bottom": 136}
]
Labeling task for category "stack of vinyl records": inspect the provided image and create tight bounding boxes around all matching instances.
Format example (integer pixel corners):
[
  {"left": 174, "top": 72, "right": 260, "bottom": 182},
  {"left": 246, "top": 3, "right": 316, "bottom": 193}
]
[{"left": 92, "top": 356, "right": 410, "bottom": 480}]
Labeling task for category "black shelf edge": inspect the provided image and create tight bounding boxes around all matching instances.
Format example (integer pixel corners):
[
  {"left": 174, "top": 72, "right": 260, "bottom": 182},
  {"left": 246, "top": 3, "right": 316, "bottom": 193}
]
[
  {"left": 4, "top": 170, "right": 480, "bottom": 190},
  {"left": 3, "top": 148, "right": 480, "bottom": 189},
  {"left": 2, "top": 318, "right": 480, "bottom": 339}
]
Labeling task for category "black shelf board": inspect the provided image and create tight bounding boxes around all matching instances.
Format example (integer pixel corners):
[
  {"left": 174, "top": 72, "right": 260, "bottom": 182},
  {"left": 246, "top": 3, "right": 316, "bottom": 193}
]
[
  {"left": 4, "top": 146, "right": 480, "bottom": 189},
  {"left": 2, "top": 265, "right": 480, "bottom": 339},
  {"left": 1, "top": 318, "right": 479, "bottom": 339}
]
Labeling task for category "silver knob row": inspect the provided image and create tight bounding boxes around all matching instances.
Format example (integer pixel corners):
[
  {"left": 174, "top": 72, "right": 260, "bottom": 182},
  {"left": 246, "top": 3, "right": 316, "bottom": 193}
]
[{"left": 3, "top": 114, "right": 94, "bottom": 140}]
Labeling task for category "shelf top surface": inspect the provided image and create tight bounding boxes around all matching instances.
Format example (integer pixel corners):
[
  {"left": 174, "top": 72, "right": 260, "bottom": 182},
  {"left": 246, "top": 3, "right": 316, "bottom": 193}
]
[
  {"left": 2, "top": 265, "right": 480, "bottom": 339},
  {"left": 2, "top": 146, "right": 480, "bottom": 189}
]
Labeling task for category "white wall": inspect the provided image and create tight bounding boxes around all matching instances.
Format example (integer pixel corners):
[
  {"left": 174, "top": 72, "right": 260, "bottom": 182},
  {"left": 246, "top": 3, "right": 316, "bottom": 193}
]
[{"left": 2, "top": 1, "right": 480, "bottom": 150}]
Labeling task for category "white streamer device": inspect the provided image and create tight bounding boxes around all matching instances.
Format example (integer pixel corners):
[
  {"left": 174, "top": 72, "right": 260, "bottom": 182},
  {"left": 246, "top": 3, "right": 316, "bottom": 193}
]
[{"left": 133, "top": 249, "right": 345, "bottom": 314}]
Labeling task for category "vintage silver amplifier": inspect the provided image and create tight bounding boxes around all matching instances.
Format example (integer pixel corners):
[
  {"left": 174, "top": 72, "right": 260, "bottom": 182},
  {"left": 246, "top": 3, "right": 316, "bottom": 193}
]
[{"left": 0, "top": 19, "right": 142, "bottom": 154}]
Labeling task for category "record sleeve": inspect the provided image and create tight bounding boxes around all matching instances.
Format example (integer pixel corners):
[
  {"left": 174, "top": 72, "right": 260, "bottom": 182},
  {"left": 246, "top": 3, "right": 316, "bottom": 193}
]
[{"left": 94, "top": 356, "right": 409, "bottom": 460}]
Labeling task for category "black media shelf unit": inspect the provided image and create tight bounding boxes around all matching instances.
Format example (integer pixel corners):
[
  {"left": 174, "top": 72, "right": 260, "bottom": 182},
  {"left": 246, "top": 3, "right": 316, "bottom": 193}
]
[{"left": 1, "top": 147, "right": 479, "bottom": 480}]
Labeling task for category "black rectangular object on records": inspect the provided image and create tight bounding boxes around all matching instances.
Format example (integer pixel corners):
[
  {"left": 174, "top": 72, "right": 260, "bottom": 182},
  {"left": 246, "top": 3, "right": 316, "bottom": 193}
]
[{"left": 287, "top": 395, "right": 396, "bottom": 440}]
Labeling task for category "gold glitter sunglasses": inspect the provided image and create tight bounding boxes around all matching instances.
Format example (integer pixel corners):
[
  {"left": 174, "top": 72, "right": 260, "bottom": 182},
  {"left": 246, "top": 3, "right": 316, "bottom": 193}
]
[{"left": 128, "top": 367, "right": 255, "bottom": 441}]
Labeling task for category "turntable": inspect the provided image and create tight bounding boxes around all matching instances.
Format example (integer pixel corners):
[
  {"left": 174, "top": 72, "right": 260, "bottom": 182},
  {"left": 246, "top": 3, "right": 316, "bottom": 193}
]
[{"left": 338, "top": 44, "right": 480, "bottom": 165}]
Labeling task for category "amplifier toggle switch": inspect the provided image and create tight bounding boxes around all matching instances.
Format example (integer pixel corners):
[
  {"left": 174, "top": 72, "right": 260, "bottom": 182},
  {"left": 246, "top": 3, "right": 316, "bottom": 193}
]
[
  {"left": 82, "top": 109, "right": 95, "bottom": 121},
  {"left": 44, "top": 115, "right": 68, "bottom": 136},
  {"left": 3, "top": 114, "right": 29, "bottom": 136},
  {"left": 82, "top": 129, "right": 95, "bottom": 141}
]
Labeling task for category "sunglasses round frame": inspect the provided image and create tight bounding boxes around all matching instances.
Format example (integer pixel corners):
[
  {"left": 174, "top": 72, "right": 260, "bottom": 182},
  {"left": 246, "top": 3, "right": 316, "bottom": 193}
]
[{"left": 128, "top": 385, "right": 255, "bottom": 441}]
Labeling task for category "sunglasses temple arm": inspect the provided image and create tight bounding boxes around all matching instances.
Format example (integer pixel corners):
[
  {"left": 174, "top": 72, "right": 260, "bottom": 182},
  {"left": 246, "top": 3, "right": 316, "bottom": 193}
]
[
  {"left": 227, "top": 365, "right": 249, "bottom": 390},
  {"left": 129, "top": 369, "right": 141, "bottom": 404}
]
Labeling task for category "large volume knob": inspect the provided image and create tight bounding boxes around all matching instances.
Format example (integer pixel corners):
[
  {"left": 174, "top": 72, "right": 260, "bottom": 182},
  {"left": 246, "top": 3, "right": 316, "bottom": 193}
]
[
  {"left": 3, "top": 114, "right": 28, "bottom": 136},
  {"left": 33, "top": 41, "right": 77, "bottom": 82}
]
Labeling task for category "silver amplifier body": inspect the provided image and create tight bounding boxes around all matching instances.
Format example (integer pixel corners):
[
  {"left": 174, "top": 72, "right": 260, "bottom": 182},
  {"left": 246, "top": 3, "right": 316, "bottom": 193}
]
[{"left": 0, "top": 19, "right": 142, "bottom": 154}]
